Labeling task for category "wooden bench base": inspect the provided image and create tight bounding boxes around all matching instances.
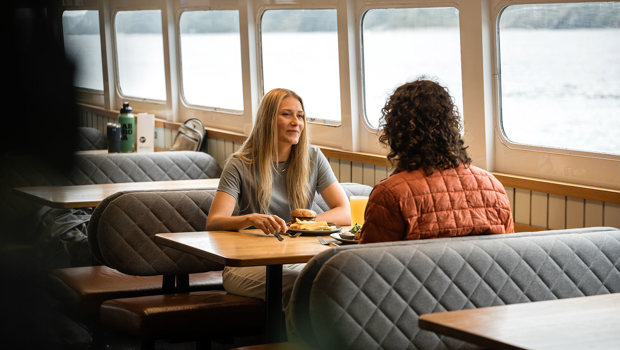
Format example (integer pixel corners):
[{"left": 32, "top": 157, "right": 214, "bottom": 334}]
[{"left": 101, "top": 290, "right": 265, "bottom": 345}]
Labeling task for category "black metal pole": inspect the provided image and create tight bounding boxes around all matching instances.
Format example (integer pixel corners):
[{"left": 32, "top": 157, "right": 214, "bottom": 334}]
[{"left": 265, "top": 264, "right": 283, "bottom": 342}]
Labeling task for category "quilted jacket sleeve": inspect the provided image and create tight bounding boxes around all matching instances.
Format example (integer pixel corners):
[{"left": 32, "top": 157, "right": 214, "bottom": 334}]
[{"left": 359, "top": 183, "right": 409, "bottom": 243}]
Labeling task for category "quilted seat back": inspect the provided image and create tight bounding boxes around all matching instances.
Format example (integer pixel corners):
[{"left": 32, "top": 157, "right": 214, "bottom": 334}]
[
  {"left": 88, "top": 189, "right": 224, "bottom": 276},
  {"left": 76, "top": 127, "right": 106, "bottom": 150},
  {"left": 67, "top": 151, "right": 221, "bottom": 184},
  {"left": 3, "top": 151, "right": 220, "bottom": 188},
  {"left": 290, "top": 227, "right": 620, "bottom": 350}
]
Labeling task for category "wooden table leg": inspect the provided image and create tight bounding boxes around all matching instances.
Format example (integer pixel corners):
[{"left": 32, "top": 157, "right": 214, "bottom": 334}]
[{"left": 265, "top": 264, "right": 283, "bottom": 342}]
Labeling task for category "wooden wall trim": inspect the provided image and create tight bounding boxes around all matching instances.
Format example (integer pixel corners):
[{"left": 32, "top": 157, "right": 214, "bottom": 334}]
[
  {"left": 492, "top": 172, "right": 620, "bottom": 204},
  {"left": 514, "top": 223, "right": 546, "bottom": 232},
  {"left": 204, "top": 127, "right": 246, "bottom": 143},
  {"left": 154, "top": 119, "right": 179, "bottom": 130},
  {"left": 320, "top": 146, "right": 390, "bottom": 167}
]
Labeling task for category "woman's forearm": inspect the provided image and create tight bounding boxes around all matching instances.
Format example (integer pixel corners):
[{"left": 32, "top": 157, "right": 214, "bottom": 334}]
[
  {"left": 316, "top": 182, "right": 352, "bottom": 226},
  {"left": 205, "top": 214, "right": 252, "bottom": 231},
  {"left": 206, "top": 213, "right": 288, "bottom": 235},
  {"left": 316, "top": 205, "right": 351, "bottom": 226}
]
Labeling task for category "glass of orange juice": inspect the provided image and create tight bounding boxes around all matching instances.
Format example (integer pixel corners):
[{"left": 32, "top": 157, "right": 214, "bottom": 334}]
[{"left": 349, "top": 196, "right": 369, "bottom": 226}]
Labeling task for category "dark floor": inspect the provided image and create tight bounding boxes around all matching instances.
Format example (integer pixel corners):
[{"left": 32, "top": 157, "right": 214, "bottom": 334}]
[
  {"left": 3, "top": 302, "right": 266, "bottom": 350},
  {"left": 41, "top": 298, "right": 268, "bottom": 350},
  {"left": 0, "top": 246, "right": 266, "bottom": 350}
]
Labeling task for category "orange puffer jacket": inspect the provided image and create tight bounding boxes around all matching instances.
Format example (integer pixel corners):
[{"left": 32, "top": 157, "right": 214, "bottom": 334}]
[{"left": 360, "top": 164, "right": 514, "bottom": 244}]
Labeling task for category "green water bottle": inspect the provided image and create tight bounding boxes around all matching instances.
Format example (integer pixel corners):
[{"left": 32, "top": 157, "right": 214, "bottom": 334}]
[{"left": 118, "top": 102, "right": 135, "bottom": 152}]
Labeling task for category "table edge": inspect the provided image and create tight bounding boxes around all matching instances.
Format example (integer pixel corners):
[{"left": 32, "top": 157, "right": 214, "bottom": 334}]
[{"left": 154, "top": 233, "right": 323, "bottom": 267}]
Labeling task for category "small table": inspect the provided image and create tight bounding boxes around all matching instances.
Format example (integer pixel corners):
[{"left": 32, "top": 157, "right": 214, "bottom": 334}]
[
  {"left": 418, "top": 293, "right": 620, "bottom": 350},
  {"left": 154, "top": 230, "right": 333, "bottom": 341},
  {"left": 14, "top": 178, "right": 220, "bottom": 208}
]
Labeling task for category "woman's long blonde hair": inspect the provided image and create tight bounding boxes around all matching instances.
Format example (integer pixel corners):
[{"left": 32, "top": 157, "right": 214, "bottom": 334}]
[{"left": 234, "top": 88, "right": 310, "bottom": 213}]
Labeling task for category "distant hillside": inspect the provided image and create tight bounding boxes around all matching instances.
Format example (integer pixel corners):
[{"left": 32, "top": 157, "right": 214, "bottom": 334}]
[
  {"left": 500, "top": 3, "right": 620, "bottom": 29},
  {"left": 63, "top": 4, "right": 620, "bottom": 35}
]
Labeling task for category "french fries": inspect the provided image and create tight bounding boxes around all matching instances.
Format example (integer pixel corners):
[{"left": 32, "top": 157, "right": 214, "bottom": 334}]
[{"left": 289, "top": 218, "right": 336, "bottom": 231}]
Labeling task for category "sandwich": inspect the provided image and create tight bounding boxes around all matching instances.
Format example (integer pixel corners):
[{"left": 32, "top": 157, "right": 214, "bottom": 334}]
[
  {"left": 290, "top": 208, "right": 317, "bottom": 222},
  {"left": 288, "top": 208, "right": 335, "bottom": 231}
]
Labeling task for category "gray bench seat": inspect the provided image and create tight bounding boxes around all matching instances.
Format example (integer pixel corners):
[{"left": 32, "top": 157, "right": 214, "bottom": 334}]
[{"left": 288, "top": 226, "right": 620, "bottom": 349}]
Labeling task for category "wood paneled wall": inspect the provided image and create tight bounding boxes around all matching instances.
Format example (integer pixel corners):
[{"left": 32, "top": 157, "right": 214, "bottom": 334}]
[
  {"left": 503, "top": 187, "right": 620, "bottom": 230},
  {"left": 77, "top": 105, "right": 620, "bottom": 231}
]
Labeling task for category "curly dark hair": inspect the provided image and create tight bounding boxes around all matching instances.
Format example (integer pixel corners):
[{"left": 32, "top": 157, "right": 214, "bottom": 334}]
[{"left": 379, "top": 79, "right": 471, "bottom": 175}]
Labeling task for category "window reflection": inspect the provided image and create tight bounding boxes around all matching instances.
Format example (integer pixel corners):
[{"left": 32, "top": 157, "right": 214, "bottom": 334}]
[
  {"left": 498, "top": 2, "right": 620, "bottom": 155},
  {"left": 180, "top": 10, "right": 243, "bottom": 111},
  {"left": 261, "top": 9, "right": 341, "bottom": 123},
  {"left": 62, "top": 10, "right": 104, "bottom": 90},
  {"left": 362, "top": 8, "right": 462, "bottom": 129},
  {"left": 115, "top": 10, "right": 166, "bottom": 101}
]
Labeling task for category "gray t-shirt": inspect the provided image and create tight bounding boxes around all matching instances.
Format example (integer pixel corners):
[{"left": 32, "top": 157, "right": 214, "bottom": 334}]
[{"left": 217, "top": 145, "right": 337, "bottom": 221}]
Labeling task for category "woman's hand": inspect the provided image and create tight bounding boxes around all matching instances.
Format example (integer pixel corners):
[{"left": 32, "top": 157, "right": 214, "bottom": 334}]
[
  {"left": 206, "top": 192, "right": 287, "bottom": 235},
  {"left": 247, "top": 213, "right": 288, "bottom": 235}
]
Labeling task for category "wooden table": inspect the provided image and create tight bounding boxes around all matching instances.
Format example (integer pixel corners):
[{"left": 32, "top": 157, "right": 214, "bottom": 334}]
[
  {"left": 14, "top": 178, "right": 220, "bottom": 208},
  {"left": 154, "top": 229, "right": 335, "bottom": 342},
  {"left": 74, "top": 149, "right": 108, "bottom": 155},
  {"left": 418, "top": 293, "right": 620, "bottom": 350}
]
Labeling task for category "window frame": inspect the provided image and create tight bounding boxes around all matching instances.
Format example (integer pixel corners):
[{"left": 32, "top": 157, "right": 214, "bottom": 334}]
[
  {"left": 359, "top": 5, "right": 464, "bottom": 131},
  {"left": 259, "top": 7, "right": 343, "bottom": 126},
  {"left": 113, "top": 8, "right": 167, "bottom": 102},
  {"left": 174, "top": 0, "right": 252, "bottom": 134},
  {"left": 491, "top": 0, "right": 620, "bottom": 189},
  {"left": 62, "top": 9, "right": 105, "bottom": 92},
  {"left": 100, "top": 0, "right": 172, "bottom": 119},
  {"left": 177, "top": 9, "right": 245, "bottom": 113},
  {"left": 253, "top": 0, "right": 353, "bottom": 150},
  {"left": 58, "top": 0, "right": 106, "bottom": 107},
  {"left": 355, "top": 0, "right": 468, "bottom": 156}
]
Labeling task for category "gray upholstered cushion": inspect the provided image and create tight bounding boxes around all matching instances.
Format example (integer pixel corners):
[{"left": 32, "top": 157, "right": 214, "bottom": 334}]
[
  {"left": 88, "top": 189, "right": 222, "bottom": 275},
  {"left": 3, "top": 151, "right": 220, "bottom": 187},
  {"left": 290, "top": 227, "right": 620, "bottom": 349},
  {"left": 67, "top": 151, "right": 221, "bottom": 184},
  {"left": 76, "top": 127, "right": 106, "bottom": 150}
]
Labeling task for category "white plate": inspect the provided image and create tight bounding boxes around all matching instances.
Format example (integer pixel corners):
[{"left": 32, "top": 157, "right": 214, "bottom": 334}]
[
  {"left": 331, "top": 232, "right": 359, "bottom": 244},
  {"left": 287, "top": 224, "right": 341, "bottom": 236}
]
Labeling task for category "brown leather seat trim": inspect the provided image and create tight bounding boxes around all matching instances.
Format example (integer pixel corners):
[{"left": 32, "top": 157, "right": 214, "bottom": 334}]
[
  {"left": 48, "top": 265, "right": 223, "bottom": 316},
  {"left": 100, "top": 290, "right": 265, "bottom": 338}
]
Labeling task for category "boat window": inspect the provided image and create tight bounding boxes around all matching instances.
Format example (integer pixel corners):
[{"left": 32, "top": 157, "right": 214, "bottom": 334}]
[
  {"left": 114, "top": 10, "right": 166, "bottom": 101},
  {"left": 361, "top": 7, "right": 462, "bottom": 129},
  {"left": 62, "top": 10, "right": 103, "bottom": 91},
  {"left": 261, "top": 9, "right": 341, "bottom": 124},
  {"left": 498, "top": 2, "right": 620, "bottom": 156},
  {"left": 179, "top": 10, "right": 243, "bottom": 111}
]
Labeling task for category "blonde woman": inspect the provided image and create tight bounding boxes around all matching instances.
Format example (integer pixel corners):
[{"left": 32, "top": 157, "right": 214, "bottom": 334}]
[{"left": 206, "top": 88, "right": 350, "bottom": 301}]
